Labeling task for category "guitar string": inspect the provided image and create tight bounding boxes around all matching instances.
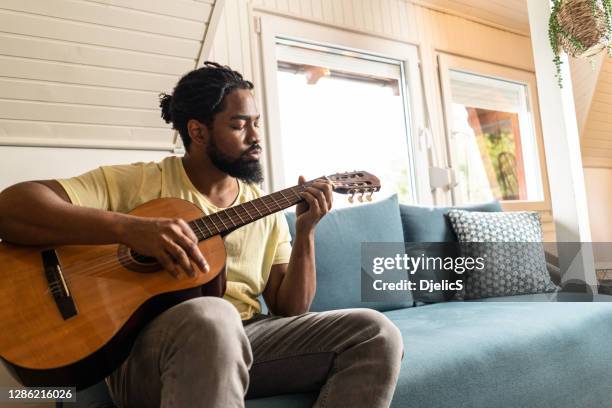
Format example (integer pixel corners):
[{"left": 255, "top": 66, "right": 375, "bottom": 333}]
[
  {"left": 57, "top": 178, "right": 362, "bottom": 283},
  {"left": 56, "top": 187, "right": 308, "bottom": 281},
  {"left": 59, "top": 192, "right": 299, "bottom": 280},
  {"left": 59, "top": 178, "right": 340, "bottom": 276},
  {"left": 57, "top": 177, "right": 361, "bottom": 280}
]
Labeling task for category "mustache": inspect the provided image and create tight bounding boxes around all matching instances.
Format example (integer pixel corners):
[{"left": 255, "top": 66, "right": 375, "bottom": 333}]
[{"left": 242, "top": 144, "right": 262, "bottom": 156}]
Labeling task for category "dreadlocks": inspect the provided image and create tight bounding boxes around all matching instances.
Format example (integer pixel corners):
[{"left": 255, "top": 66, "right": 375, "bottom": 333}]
[{"left": 159, "top": 61, "right": 254, "bottom": 151}]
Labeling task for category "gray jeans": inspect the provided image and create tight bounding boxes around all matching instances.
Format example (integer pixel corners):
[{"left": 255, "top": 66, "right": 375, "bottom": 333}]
[{"left": 106, "top": 297, "right": 403, "bottom": 408}]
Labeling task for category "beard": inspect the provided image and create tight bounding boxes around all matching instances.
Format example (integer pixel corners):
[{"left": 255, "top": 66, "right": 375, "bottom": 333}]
[{"left": 207, "top": 134, "right": 264, "bottom": 184}]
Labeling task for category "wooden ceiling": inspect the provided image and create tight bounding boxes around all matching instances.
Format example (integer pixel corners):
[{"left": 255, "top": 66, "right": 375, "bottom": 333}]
[{"left": 410, "top": 0, "right": 529, "bottom": 35}]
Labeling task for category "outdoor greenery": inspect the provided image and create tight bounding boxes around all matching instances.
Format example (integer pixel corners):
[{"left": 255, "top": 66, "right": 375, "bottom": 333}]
[{"left": 483, "top": 130, "right": 519, "bottom": 200}]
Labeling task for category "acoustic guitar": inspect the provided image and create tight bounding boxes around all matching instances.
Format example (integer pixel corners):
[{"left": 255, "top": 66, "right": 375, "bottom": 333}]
[{"left": 0, "top": 171, "right": 380, "bottom": 390}]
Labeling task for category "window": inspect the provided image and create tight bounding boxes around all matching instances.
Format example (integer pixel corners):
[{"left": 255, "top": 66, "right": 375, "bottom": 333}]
[
  {"left": 255, "top": 14, "right": 427, "bottom": 205},
  {"left": 438, "top": 54, "right": 549, "bottom": 208},
  {"left": 274, "top": 41, "right": 413, "bottom": 204}
]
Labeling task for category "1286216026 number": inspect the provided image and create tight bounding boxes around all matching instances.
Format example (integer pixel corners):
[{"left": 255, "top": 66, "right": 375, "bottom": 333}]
[{"left": 1, "top": 387, "right": 76, "bottom": 402}]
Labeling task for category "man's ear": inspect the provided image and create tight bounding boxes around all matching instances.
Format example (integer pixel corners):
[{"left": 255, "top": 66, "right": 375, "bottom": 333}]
[{"left": 187, "top": 119, "right": 209, "bottom": 148}]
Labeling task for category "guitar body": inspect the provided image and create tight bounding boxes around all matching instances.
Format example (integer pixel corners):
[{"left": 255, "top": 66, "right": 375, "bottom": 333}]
[{"left": 0, "top": 198, "right": 227, "bottom": 389}]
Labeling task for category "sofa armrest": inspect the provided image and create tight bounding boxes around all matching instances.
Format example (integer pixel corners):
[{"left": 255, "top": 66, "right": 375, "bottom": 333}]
[{"left": 545, "top": 250, "right": 561, "bottom": 285}]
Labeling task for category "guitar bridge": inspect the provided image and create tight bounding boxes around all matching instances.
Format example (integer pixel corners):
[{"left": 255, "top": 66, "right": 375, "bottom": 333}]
[{"left": 41, "top": 249, "right": 78, "bottom": 320}]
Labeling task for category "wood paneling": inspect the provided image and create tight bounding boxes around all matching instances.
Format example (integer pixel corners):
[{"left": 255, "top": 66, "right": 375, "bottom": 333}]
[
  {"left": 0, "top": 0, "right": 209, "bottom": 40},
  {"left": 0, "top": 9, "right": 201, "bottom": 58},
  {"left": 582, "top": 56, "right": 612, "bottom": 168},
  {"left": 249, "top": 0, "right": 533, "bottom": 68},
  {"left": 208, "top": 0, "right": 253, "bottom": 80},
  {"left": 250, "top": 0, "right": 529, "bottom": 36},
  {"left": 0, "top": 0, "right": 219, "bottom": 150},
  {"left": 0, "top": 78, "right": 160, "bottom": 110},
  {"left": 410, "top": 0, "right": 529, "bottom": 35},
  {"left": 570, "top": 54, "right": 604, "bottom": 136},
  {"left": 0, "top": 33, "right": 195, "bottom": 75},
  {"left": 251, "top": 0, "right": 419, "bottom": 39},
  {"left": 82, "top": 0, "right": 214, "bottom": 21}
]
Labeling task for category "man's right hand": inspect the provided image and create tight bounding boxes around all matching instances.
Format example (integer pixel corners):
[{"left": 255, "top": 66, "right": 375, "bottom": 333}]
[{"left": 120, "top": 216, "right": 209, "bottom": 279}]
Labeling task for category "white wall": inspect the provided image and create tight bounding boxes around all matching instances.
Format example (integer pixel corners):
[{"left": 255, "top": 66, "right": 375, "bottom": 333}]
[
  {"left": 584, "top": 167, "right": 612, "bottom": 242},
  {"left": 0, "top": 146, "right": 169, "bottom": 190}
]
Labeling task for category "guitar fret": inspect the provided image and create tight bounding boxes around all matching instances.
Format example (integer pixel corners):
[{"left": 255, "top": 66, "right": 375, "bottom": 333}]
[
  {"left": 250, "top": 201, "right": 263, "bottom": 217},
  {"left": 216, "top": 212, "right": 228, "bottom": 230},
  {"left": 208, "top": 215, "right": 220, "bottom": 233},
  {"left": 202, "top": 219, "right": 212, "bottom": 237},
  {"left": 224, "top": 210, "right": 238, "bottom": 229},
  {"left": 192, "top": 220, "right": 204, "bottom": 239},
  {"left": 201, "top": 219, "right": 214, "bottom": 236},
  {"left": 234, "top": 205, "right": 246, "bottom": 221},
  {"left": 260, "top": 197, "right": 272, "bottom": 212},
  {"left": 232, "top": 207, "right": 245, "bottom": 224},
  {"left": 278, "top": 190, "right": 290, "bottom": 203},
  {"left": 289, "top": 187, "right": 301, "bottom": 199},
  {"left": 241, "top": 205, "right": 254, "bottom": 221},
  {"left": 269, "top": 194, "right": 282, "bottom": 209},
  {"left": 247, "top": 205, "right": 256, "bottom": 220}
]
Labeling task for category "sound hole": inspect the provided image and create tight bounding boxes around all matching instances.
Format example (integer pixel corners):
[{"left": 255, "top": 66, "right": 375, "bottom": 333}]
[
  {"left": 117, "top": 244, "right": 161, "bottom": 273},
  {"left": 129, "top": 249, "right": 159, "bottom": 265}
]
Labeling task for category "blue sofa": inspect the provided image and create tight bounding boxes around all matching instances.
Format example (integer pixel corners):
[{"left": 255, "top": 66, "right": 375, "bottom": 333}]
[{"left": 68, "top": 195, "right": 612, "bottom": 407}]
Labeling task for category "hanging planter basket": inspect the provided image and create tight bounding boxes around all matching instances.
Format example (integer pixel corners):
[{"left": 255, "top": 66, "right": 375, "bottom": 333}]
[{"left": 549, "top": 0, "right": 612, "bottom": 87}]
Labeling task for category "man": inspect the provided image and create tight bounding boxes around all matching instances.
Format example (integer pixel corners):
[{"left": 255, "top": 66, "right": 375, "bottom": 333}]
[{"left": 0, "top": 62, "right": 403, "bottom": 407}]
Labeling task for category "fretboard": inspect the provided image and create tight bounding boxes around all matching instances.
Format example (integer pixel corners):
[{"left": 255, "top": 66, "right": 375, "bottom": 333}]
[{"left": 187, "top": 183, "right": 311, "bottom": 240}]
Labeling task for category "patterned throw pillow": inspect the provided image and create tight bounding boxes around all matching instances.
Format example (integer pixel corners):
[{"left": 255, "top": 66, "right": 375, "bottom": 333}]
[{"left": 447, "top": 210, "right": 559, "bottom": 300}]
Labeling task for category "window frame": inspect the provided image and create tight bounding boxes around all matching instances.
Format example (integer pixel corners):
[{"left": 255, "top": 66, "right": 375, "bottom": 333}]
[
  {"left": 253, "top": 12, "right": 429, "bottom": 204},
  {"left": 437, "top": 52, "right": 552, "bottom": 211}
]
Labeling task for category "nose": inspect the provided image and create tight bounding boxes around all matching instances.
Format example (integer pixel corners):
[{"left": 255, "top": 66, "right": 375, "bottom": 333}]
[{"left": 246, "top": 123, "right": 260, "bottom": 145}]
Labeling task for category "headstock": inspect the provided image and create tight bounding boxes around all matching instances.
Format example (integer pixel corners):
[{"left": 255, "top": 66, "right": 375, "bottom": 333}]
[{"left": 325, "top": 171, "right": 381, "bottom": 203}]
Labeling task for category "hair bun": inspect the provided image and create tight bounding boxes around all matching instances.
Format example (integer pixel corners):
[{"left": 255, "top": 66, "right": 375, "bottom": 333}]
[{"left": 159, "top": 92, "right": 173, "bottom": 123}]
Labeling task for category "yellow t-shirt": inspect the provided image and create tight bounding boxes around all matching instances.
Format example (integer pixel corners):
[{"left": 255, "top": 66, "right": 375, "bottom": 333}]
[{"left": 56, "top": 156, "right": 292, "bottom": 320}]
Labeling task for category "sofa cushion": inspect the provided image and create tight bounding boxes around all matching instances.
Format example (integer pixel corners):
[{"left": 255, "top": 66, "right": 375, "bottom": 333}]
[
  {"left": 399, "top": 201, "right": 502, "bottom": 303},
  {"left": 285, "top": 194, "right": 413, "bottom": 312},
  {"left": 399, "top": 201, "right": 502, "bottom": 242},
  {"left": 384, "top": 297, "right": 612, "bottom": 408},
  {"left": 447, "top": 210, "right": 558, "bottom": 300}
]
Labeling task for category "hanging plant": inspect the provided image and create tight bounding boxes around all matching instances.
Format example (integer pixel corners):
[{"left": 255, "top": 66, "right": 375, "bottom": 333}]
[{"left": 549, "top": 0, "right": 612, "bottom": 87}]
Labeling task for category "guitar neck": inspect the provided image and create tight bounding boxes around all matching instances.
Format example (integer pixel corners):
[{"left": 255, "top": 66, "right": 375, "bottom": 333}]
[{"left": 187, "top": 183, "right": 310, "bottom": 240}]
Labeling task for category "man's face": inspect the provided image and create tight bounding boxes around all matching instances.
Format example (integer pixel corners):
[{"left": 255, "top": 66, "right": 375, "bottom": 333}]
[{"left": 205, "top": 89, "right": 263, "bottom": 184}]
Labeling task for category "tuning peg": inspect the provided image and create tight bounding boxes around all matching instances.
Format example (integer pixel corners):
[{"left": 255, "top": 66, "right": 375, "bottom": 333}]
[
  {"left": 366, "top": 190, "right": 373, "bottom": 201},
  {"left": 348, "top": 190, "right": 355, "bottom": 203},
  {"left": 357, "top": 191, "right": 364, "bottom": 202}
]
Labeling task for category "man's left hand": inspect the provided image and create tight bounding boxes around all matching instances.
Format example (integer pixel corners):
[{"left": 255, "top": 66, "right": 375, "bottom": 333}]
[{"left": 295, "top": 175, "right": 333, "bottom": 235}]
